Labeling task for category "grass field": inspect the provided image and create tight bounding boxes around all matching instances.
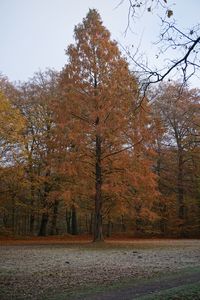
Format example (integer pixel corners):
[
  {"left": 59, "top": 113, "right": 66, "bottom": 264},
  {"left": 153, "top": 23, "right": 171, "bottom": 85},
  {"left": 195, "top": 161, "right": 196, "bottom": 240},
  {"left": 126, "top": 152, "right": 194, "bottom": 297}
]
[
  {"left": 50, "top": 267, "right": 200, "bottom": 300},
  {"left": 138, "top": 282, "right": 200, "bottom": 300},
  {"left": 0, "top": 237, "right": 200, "bottom": 299}
]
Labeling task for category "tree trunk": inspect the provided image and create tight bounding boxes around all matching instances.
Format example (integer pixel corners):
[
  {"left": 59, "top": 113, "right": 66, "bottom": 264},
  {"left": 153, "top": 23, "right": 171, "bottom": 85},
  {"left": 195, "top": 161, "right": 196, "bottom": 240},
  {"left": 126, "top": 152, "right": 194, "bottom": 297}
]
[
  {"left": 11, "top": 195, "right": 17, "bottom": 235},
  {"left": 27, "top": 155, "right": 35, "bottom": 235},
  {"left": 89, "top": 212, "right": 93, "bottom": 235},
  {"left": 135, "top": 206, "right": 142, "bottom": 236},
  {"left": 66, "top": 209, "right": 71, "bottom": 234},
  {"left": 12, "top": 206, "right": 15, "bottom": 235},
  {"left": 30, "top": 214, "right": 35, "bottom": 235},
  {"left": 38, "top": 169, "right": 51, "bottom": 236},
  {"left": 50, "top": 200, "right": 59, "bottom": 235},
  {"left": 93, "top": 133, "right": 103, "bottom": 242},
  {"left": 38, "top": 212, "right": 49, "bottom": 236},
  {"left": 71, "top": 205, "right": 78, "bottom": 235},
  {"left": 177, "top": 149, "right": 185, "bottom": 237},
  {"left": 178, "top": 151, "right": 184, "bottom": 219},
  {"left": 121, "top": 215, "right": 126, "bottom": 232},
  {"left": 85, "top": 214, "right": 89, "bottom": 233},
  {"left": 29, "top": 188, "right": 35, "bottom": 235},
  {"left": 106, "top": 220, "right": 112, "bottom": 237}
]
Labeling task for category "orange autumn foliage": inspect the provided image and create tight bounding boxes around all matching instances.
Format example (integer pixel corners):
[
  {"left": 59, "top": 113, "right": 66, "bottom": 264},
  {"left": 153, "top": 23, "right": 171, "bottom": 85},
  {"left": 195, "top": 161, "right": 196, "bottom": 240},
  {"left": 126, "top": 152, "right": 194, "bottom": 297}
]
[{"left": 57, "top": 9, "right": 158, "bottom": 241}]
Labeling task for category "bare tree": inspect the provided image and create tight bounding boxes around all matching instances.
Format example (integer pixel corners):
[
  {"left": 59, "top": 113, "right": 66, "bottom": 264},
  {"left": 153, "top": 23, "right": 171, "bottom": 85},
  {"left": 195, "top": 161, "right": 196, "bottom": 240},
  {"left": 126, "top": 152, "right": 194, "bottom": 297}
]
[{"left": 118, "top": 0, "right": 200, "bottom": 90}]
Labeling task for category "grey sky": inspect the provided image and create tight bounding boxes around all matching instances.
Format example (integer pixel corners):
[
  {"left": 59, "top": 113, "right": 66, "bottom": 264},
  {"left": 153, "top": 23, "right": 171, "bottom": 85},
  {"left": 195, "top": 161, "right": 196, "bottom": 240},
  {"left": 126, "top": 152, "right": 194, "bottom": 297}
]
[{"left": 0, "top": 0, "right": 199, "bottom": 85}]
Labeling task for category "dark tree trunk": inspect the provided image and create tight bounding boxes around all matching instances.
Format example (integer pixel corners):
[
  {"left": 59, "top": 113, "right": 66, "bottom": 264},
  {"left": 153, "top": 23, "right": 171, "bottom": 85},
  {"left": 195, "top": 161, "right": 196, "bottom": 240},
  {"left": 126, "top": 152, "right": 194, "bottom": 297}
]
[
  {"left": 155, "top": 142, "right": 167, "bottom": 235},
  {"left": 71, "top": 205, "right": 78, "bottom": 235},
  {"left": 27, "top": 156, "right": 35, "bottom": 235},
  {"left": 50, "top": 200, "right": 59, "bottom": 235},
  {"left": 93, "top": 133, "right": 103, "bottom": 242},
  {"left": 12, "top": 207, "right": 15, "bottom": 234},
  {"left": 89, "top": 212, "right": 94, "bottom": 235},
  {"left": 38, "top": 168, "right": 51, "bottom": 237},
  {"left": 85, "top": 214, "right": 89, "bottom": 233},
  {"left": 121, "top": 215, "right": 126, "bottom": 232},
  {"left": 3, "top": 212, "right": 8, "bottom": 227},
  {"left": 29, "top": 186, "right": 35, "bottom": 235},
  {"left": 66, "top": 208, "right": 72, "bottom": 234},
  {"left": 38, "top": 212, "right": 49, "bottom": 236},
  {"left": 11, "top": 194, "right": 17, "bottom": 234},
  {"left": 106, "top": 220, "right": 113, "bottom": 237},
  {"left": 177, "top": 148, "right": 185, "bottom": 237},
  {"left": 135, "top": 206, "right": 142, "bottom": 236},
  {"left": 30, "top": 214, "right": 35, "bottom": 235},
  {"left": 159, "top": 203, "right": 167, "bottom": 235},
  {"left": 178, "top": 151, "right": 184, "bottom": 219}
]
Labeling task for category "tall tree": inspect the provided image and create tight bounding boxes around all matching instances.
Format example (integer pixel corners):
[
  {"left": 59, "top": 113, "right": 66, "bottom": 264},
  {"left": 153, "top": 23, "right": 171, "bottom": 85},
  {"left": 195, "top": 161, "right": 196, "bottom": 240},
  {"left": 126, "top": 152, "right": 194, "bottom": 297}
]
[{"left": 59, "top": 9, "right": 157, "bottom": 241}]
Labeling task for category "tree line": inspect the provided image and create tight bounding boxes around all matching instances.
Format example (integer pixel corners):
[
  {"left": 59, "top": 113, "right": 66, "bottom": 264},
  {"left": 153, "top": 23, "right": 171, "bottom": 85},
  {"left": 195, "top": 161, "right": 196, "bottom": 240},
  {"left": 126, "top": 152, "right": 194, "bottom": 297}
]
[{"left": 0, "top": 9, "right": 200, "bottom": 241}]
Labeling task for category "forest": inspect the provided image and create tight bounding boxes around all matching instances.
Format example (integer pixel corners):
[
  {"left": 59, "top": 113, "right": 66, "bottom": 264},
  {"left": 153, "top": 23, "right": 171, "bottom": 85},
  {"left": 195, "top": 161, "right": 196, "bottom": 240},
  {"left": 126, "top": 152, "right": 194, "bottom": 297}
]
[{"left": 0, "top": 9, "right": 200, "bottom": 241}]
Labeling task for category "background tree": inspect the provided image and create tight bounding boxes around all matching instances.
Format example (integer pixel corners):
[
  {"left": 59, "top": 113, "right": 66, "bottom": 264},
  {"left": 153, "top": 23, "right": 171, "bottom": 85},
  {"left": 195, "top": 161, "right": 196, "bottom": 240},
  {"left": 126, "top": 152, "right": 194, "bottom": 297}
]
[
  {"left": 18, "top": 70, "right": 61, "bottom": 236},
  {"left": 0, "top": 92, "right": 25, "bottom": 162},
  {"left": 0, "top": 87, "right": 26, "bottom": 235},
  {"left": 152, "top": 82, "right": 200, "bottom": 236}
]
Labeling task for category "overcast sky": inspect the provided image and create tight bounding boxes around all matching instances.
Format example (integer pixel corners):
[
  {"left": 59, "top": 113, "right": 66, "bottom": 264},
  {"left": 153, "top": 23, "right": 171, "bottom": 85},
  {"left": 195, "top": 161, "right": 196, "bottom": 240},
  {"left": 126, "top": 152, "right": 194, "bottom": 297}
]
[{"left": 0, "top": 0, "right": 199, "bottom": 86}]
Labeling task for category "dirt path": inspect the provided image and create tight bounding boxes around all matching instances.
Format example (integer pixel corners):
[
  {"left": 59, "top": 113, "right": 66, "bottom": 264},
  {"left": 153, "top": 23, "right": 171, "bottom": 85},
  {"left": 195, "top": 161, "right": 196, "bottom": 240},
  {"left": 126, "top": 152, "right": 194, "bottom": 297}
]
[{"left": 70, "top": 270, "right": 200, "bottom": 299}]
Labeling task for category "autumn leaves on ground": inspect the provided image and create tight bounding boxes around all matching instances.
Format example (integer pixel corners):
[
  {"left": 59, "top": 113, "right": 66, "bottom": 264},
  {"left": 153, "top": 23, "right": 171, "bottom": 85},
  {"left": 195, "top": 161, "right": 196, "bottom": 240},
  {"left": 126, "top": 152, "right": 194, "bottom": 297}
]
[{"left": 0, "top": 8, "right": 200, "bottom": 300}]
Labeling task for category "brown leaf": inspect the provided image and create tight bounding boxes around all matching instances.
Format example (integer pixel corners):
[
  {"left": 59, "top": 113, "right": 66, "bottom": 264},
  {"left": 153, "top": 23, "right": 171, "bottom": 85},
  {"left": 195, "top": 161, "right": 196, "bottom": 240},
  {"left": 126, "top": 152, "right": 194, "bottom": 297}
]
[{"left": 167, "top": 9, "right": 173, "bottom": 18}]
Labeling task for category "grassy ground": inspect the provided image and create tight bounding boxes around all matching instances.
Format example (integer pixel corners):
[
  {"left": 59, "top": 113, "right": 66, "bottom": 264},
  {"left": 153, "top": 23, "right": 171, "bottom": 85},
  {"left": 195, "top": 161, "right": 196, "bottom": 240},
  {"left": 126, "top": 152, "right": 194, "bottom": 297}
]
[
  {"left": 138, "top": 282, "right": 200, "bottom": 299},
  {"left": 0, "top": 237, "right": 200, "bottom": 299},
  {"left": 46, "top": 267, "right": 200, "bottom": 299}
]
